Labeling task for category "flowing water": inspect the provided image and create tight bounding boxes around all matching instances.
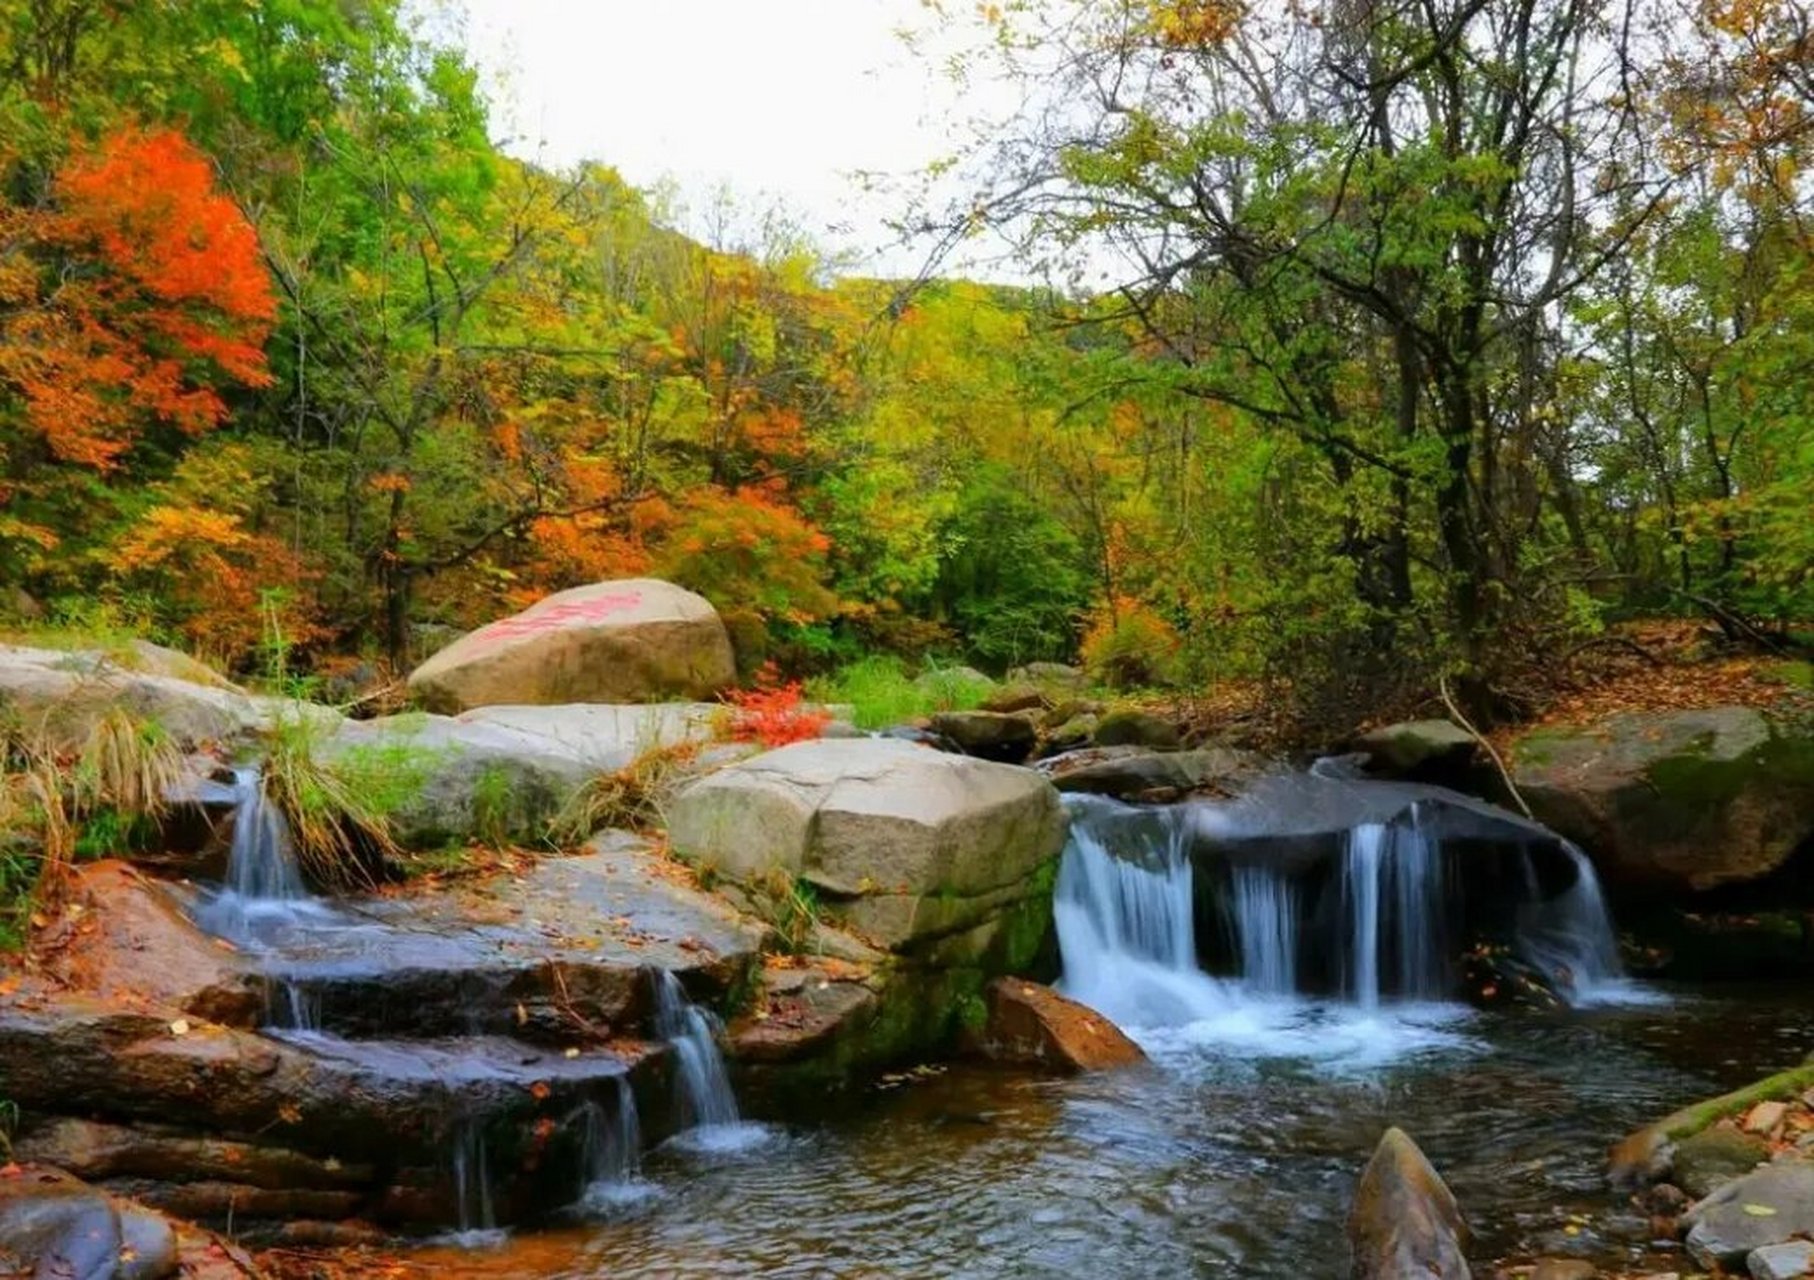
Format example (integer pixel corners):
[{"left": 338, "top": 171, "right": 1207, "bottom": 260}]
[
  {"left": 392, "top": 781, "right": 1798, "bottom": 1278},
  {"left": 652, "top": 970, "right": 770, "bottom": 1155}
]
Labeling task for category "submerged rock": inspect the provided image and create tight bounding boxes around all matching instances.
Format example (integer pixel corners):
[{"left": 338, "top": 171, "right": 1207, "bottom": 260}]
[
  {"left": 1347, "top": 1127, "right": 1471, "bottom": 1280},
  {"left": 1511, "top": 706, "right": 1814, "bottom": 894},
  {"left": 971, "top": 979, "right": 1143, "bottom": 1074},
  {"left": 407, "top": 578, "right": 736, "bottom": 712},
  {"left": 667, "top": 738, "right": 1065, "bottom": 958},
  {"left": 1685, "top": 1160, "right": 1814, "bottom": 1267}
]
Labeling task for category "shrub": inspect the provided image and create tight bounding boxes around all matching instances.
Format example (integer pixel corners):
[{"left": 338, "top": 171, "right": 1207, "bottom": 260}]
[
  {"left": 1081, "top": 598, "right": 1182, "bottom": 689},
  {"left": 723, "top": 664, "right": 830, "bottom": 748},
  {"left": 554, "top": 741, "right": 702, "bottom": 842}
]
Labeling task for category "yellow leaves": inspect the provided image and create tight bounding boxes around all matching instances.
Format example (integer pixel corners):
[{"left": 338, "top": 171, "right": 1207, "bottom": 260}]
[
  {"left": 1148, "top": 0, "right": 1241, "bottom": 47},
  {"left": 109, "top": 505, "right": 251, "bottom": 573},
  {"left": 368, "top": 472, "right": 412, "bottom": 494}
]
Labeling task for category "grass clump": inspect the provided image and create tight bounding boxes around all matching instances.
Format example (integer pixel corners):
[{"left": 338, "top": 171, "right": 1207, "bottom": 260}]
[
  {"left": 554, "top": 741, "right": 702, "bottom": 843},
  {"left": 751, "top": 865, "right": 821, "bottom": 956},
  {"left": 0, "top": 706, "right": 188, "bottom": 945},
  {"left": 805, "top": 655, "right": 993, "bottom": 730},
  {"left": 259, "top": 714, "right": 402, "bottom": 889}
]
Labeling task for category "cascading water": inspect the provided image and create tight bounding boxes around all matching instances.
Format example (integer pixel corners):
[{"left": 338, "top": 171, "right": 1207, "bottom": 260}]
[
  {"left": 1056, "top": 777, "right": 1645, "bottom": 1062},
  {"left": 449, "top": 1119, "right": 500, "bottom": 1242},
  {"left": 652, "top": 970, "right": 765, "bottom": 1153},
  {"left": 1229, "top": 865, "right": 1297, "bottom": 995},
  {"left": 1053, "top": 798, "right": 1228, "bottom": 1028},
  {"left": 574, "top": 1078, "right": 653, "bottom": 1210}
]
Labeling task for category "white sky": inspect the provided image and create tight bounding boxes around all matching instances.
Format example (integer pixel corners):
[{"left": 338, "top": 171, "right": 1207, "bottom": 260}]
[{"left": 452, "top": 0, "right": 1015, "bottom": 279}]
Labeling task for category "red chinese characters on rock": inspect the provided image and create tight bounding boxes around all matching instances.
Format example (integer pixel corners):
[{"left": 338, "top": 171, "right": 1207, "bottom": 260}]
[{"left": 467, "top": 590, "right": 645, "bottom": 650}]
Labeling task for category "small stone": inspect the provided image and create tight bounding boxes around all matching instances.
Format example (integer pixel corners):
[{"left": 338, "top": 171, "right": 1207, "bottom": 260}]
[
  {"left": 1685, "top": 1160, "right": 1814, "bottom": 1266},
  {"left": 1750, "top": 1240, "right": 1814, "bottom": 1280},
  {"left": 1747, "top": 1101, "right": 1790, "bottom": 1135},
  {"left": 1674, "top": 1125, "right": 1771, "bottom": 1198}
]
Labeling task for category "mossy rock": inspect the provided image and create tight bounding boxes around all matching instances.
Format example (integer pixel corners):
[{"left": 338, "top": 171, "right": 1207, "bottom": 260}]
[
  {"left": 1674, "top": 1126, "right": 1770, "bottom": 1199},
  {"left": 1511, "top": 706, "right": 1814, "bottom": 894}
]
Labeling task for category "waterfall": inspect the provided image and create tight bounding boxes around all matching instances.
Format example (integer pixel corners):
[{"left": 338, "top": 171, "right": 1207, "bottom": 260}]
[
  {"left": 574, "top": 1078, "right": 654, "bottom": 1211},
  {"left": 1054, "top": 798, "right": 1229, "bottom": 1028},
  {"left": 196, "top": 765, "right": 310, "bottom": 940},
  {"left": 1515, "top": 841, "right": 1631, "bottom": 1001},
  {"left": 652, "top": 970, "right": 766, "bottom": 1152},
  {"left": 1230, "top": 865, "right": 1297, "bottom": 995},
  {"left": 224, "top": 766, "right": 306, "bottom": 900},
  {"left": 1338, "top": 812, "right": 1449, "bottom": 1007},
  {"left": 450, "top": 1120, "right": 499, "bottom": 1241}
]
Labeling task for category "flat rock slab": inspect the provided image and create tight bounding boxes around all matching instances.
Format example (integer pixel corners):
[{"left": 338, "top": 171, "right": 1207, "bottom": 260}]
[
  {"left": 1686, "top": 1160, "right": 1814, "bottom": 1266},
  {"left": 181, "top": 838, "right": 763, "bottom": 1040},
  {"left": 0, "top": 993, "right": 668, "bottom": 1224}
]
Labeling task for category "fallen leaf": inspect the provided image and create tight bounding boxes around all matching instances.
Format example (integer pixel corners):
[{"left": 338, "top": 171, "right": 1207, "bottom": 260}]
[
  {"left": 1743, "top": 1203, "right": 1779, "bottom": 1216},
  {"left": 169, "top": 1019, "right": 190, "bottom": 1036}
]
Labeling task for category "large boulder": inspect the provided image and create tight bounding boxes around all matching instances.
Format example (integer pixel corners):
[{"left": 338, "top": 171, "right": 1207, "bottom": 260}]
[
  {"left": 406, "top": 579, "right": 736, "bottom": 713},
  {"left": 1041, "top": 746, "right": 1267, "bottom": 802},
  {"left": 1353, "top": 720, "right": 1479, "bottom": 780},
  {"left": 927, "top": 710, "right": 1038, "bottom": 764},
  {"left": 1347, "top": 1127, "right": 1471, "bottom": 1279},
  {"left": 667, "top": 738, "right": 1066, "bottom": 957},
  {"left": 322, "top": 702, "right": 729, "bottom": 847},
  {"left": 1511, "top": 706, "right": 1814, "bottom": 894},
  {"left": 0, "top": 643, "right": 263, "bottom": 750}
]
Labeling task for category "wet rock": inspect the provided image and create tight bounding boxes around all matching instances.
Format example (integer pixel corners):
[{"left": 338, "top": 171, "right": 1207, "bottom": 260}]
[
  {"left": 927, "top": 710, "right": 1038, "bottom": 763},
  {"left": 1751, "top": 1240, "right": 1814, "bottom": 1279},
  {"left": 1684, "top": 1160, "right": 1814, "bottom": 1267},
  {"left": 1511, "top": 706, "right": 1814, "bottom": 894},
  {"left": 668, "top": 738, "right": 1066, "bottom": 955},
  {"left": 0, "top": 992, "right": 670, "bottom": 1223},
  {"left": 407, "top": 578, "right": 736, "bottom": 712},
  {"left": 0, "top": 1163, "right": 176, "bottom": 1280},
  {"left": 1042, "top": 715, "right": 1099, "bottom": 754},
  {"left": 14, "top": 1118, "right": 371, "bottom": 1191},
  {"left": 1674, "top": 1127, "right": 1771, "bottom": 1198},
  {"left": 729, "top": 974, "right": 879, "bottom": 1064},
  {"left": 200, "top": 836, "right": 763, "bottom": 1041},
  {"left": 1091, "top": 708, "right": 1181, "bottom": 751},
  {"left": 971, "top": 979, "right": 1143, "bottom": 1074},
  {"left": 1353, "top": 720, "right": 1478, "bottom": 780},
  {"left": 1042, "top": 746, "right": 1265, "bottom": 801},
  {"left": 36, "top": 861, "right": 263, "bottom": 1028},
  {"left": 1347, "top": 1127, "right": 1471, "bottom": 1280},
  {"left": 109, "top": 1179, "right": 363, "bottom": 1223}
]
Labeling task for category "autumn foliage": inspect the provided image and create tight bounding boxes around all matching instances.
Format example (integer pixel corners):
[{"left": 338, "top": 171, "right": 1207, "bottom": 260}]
[{"left": 723, "top": 665, "right": 832, "bottom": 748}]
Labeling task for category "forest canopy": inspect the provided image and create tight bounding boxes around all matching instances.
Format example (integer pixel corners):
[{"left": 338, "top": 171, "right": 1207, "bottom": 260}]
[{"left": 1, "top": 0, "right": 1810, "bottom": 733}]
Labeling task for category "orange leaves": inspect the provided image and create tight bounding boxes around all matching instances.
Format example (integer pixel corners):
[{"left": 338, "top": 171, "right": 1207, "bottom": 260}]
[
  {"left": 0, "top": 125, "right": 276, "bottom": 473},
  {"left": 723, "top": 664, "right": 831, "bottom": 748}
]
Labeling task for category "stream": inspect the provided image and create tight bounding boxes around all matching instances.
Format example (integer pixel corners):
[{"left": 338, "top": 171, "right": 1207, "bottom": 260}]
[
  {"left": 388, "top": 783, "right": 1811, "bottom": 1278},
  {"left": 399, "top": 984, "right": 1814, "bottom": 1278}
]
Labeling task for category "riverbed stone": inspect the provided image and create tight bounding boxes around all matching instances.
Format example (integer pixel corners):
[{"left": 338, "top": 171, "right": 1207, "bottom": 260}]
[
  {"left": 0, "top": 1163, "right": 179, "bottom": 1280},
  {"left": 972, "top": 979, "right": 1143, "bottom": 1074},
  {"left": 407, "top": 578, "right": 736, "bottom": 713},
  {"left": 1347, "top": 1127, "right": 1471, "bottom": 1280},
  {"left": 1674, "top": 1126, "right": 1771, "bottom": 1198},
  {"left": 667, "top": 737, "right": 1067, "bottom": 953},
  {"left": 1511, "top": 706, "right": 1814, "bottom": 893},
  {"left": 1685, "top": 1160, "right": 1814, "bottom": 1266},
  {"left": 0, "top": 641, "right": 263, "bottom": 750}
]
